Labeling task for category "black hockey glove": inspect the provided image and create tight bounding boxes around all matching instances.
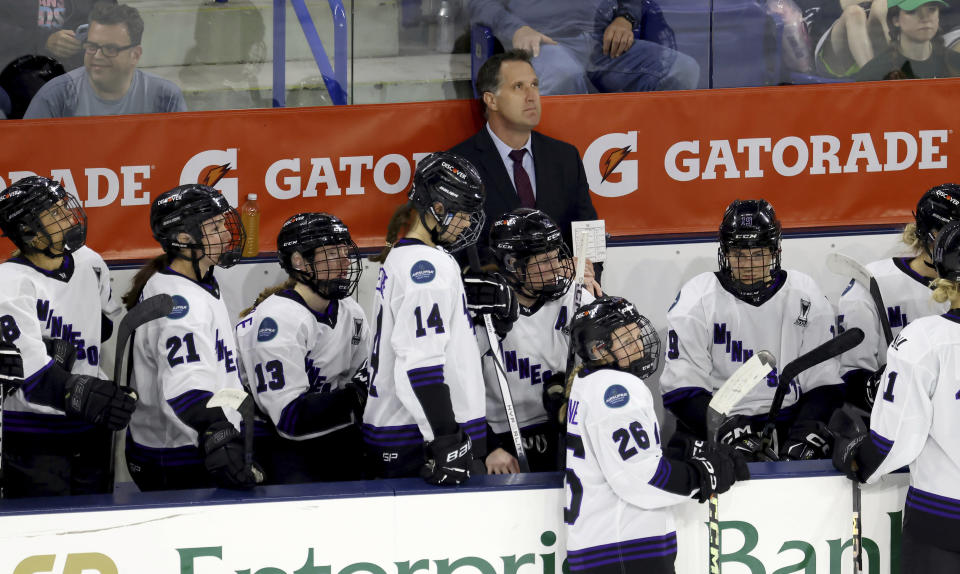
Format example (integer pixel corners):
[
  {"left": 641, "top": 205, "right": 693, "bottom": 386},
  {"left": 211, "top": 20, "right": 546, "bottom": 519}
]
[
  {"left": 781, "top": 420, "right": 834, "bottom": 461},
  {"left": 342, "top": 363, "right": 369, "bottom": 420},
  {"left": 463, "top": 271, "right": 519, "bottom": 337},
  {"left": 688, "top": 443, "right": 750, "bottom": 503},
  {"left": 833, "top": 433, "right": 868, "bottom": 482},
  {"left": 203, "top": 421, "right": 264, "bottom": 489},
  {"left": 64, "top": 375, "right": 137, "bottom": 430},
  {"left": 0, "top": 340, "right": 24, "bottom": 389},
  {"left": 43, "top": 337, "right": 77, "bottom": 371},
  {"left": 717, "top": 415, "right": 772, "bottom": 461},
  {"left": 541, "top": 371, "right": 567, "bottom": 425},
  {"left": 421, "top": 430, "right": 474, "bottom": 486}
]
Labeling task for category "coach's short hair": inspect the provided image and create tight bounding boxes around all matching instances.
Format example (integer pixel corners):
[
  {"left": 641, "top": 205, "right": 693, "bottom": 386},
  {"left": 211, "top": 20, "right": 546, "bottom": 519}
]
[
  {"left": 476, "top": 49, "right": 533, "bottom": 117},
  {"left": 89, "top": 2, "right": 144, "bottom": 46}
]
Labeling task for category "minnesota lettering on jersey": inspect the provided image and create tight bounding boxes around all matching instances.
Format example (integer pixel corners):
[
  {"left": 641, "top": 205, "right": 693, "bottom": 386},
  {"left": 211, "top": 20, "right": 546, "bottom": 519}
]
[
  {"left": 36, "top": 298, "right": 98, "bottom": 366},
  {"left": 304, "top": 351, "right": 329, "bottom": 392},
  {"left": 501, "top": 349, "right": 553, "bottom": 385},
  {"left": 214, "top": 329, "right": 238, "bottom": 373}
]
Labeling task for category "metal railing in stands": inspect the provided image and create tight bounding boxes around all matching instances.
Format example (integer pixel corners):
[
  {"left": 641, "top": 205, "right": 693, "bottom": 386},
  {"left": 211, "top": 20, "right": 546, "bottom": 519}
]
[{"left": 272, "top": 0, "right": 348, "bottom": 107}]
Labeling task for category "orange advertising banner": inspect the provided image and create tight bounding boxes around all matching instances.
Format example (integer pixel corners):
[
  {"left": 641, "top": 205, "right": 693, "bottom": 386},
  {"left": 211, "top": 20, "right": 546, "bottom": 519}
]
[{"left": 1, "top": 78, "right": 957, "bottom": 262}]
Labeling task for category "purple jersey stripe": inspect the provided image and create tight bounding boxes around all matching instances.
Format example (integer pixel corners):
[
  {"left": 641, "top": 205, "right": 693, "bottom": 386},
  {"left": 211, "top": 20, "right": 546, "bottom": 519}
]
[
  {"left": 568, "top": 533, "right": 677, "bottom": 558},
  {"left": 661, "top": 387, "right": 709, "bottom": 406}
]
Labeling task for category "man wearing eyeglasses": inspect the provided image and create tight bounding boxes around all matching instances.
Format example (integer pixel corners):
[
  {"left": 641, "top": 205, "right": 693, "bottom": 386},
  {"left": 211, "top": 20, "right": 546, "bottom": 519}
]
[{"left": 23, "top": 3, "right": 185, "bottom": 119}]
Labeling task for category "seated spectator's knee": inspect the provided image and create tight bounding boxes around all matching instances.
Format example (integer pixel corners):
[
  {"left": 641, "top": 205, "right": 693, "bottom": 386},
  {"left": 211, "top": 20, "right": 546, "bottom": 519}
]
[
  {"left": 841, "top": 4, "right": 868, "bottom": 27},
  {"left": 533, "top": 45, "right": 592, "bottom": 95},
  {"left": 658, "top": 52, "right": 700, "bottom": 91}
]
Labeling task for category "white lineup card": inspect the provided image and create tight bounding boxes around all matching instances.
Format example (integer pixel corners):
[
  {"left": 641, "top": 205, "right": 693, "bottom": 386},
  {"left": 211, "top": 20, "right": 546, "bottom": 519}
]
[{"left": 571, "top": 220, "right": 607, "bottom": 263}]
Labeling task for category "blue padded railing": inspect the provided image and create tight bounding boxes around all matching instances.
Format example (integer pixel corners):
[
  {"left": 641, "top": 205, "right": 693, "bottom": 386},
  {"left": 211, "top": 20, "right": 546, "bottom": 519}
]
[{"left": 273, "top": 0, "right": 348, "bottom": 107}]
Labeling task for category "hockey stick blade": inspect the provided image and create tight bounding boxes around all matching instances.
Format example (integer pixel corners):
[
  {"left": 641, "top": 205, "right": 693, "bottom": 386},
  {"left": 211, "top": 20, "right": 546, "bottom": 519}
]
[
  {"left": 706, "top": 350, "right": 777, "bottom": 443},
  {"left": 765, "top": 328, "right": 865, "bottom": 429},
  {"left": 112, "top": 294, "right": 175, "bottom": 384},
  {"left": 467, "top": 244, "right": 530, "bottom": 472},
  {"left": 826, "top": 253, "right": 894, "bottom": 345}
]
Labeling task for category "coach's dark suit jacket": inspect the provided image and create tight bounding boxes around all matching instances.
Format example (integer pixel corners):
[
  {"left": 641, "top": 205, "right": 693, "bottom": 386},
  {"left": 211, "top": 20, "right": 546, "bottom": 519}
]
[{"left": 449, "top": 127, "right": 598, "bottom": 255}]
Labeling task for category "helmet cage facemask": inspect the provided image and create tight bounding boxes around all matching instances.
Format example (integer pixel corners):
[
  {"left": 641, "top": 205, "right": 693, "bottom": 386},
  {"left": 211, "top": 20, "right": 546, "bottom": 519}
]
[
  {"left": 933, "top": 220, "right": 960, "bottom": 282},
  {"left": 718, "top": 237, "right": 782, "bottom": 302},
  {"left": 503, "top": 243, "right": 574, "bottom": 302},
  {"left": 575, "top": 301, "right": 661, "bottom": 379},
  {"left": 287, "top": 241, "right": 362, "bottom": 300},
  {"left": 420, "top": 200, "right": 486, "bottom": 253},
  {"left": 164, "top": 206, "right": 245, "bottom": 274},
  {"left": 0, "top": 183, "right": 87, "bottom": 258}
]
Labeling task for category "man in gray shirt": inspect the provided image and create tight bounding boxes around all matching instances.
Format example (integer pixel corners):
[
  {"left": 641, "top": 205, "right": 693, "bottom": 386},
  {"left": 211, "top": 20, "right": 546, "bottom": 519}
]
[{"left": 24, "top": 3, "right": 185, "bottom": 119}]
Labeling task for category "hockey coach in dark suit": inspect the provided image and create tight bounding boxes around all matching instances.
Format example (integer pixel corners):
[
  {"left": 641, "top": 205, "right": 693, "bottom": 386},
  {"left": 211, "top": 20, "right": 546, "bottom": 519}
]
[{"left": 449, "top": 49, "right": 601, "bottom": 284}]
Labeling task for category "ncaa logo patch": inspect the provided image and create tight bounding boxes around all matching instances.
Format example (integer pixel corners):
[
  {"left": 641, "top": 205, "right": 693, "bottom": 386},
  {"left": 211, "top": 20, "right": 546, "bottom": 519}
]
[
  {"left": 168, "top": 295, "right": 190, "bottom": 320},
  {"left": 257, "top": 317, "right": 279, "bottom": 342},
  {"left": 604, "top": 384, "right": 630, "bottom": 408},
  {"left": 410, "top": 260, "right": 436, "bottom": 284}
]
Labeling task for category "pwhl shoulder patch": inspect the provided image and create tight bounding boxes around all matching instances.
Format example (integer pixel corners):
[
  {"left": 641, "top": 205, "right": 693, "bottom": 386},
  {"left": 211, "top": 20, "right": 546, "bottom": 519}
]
[{"left": 604, "top": 384, "right": 630, "bottom": 408}]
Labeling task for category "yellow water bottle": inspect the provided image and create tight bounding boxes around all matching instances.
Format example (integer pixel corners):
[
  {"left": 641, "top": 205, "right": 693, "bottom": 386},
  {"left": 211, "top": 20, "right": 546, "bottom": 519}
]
[{"left": 240, "top": 193, "right": 260, "bottom": 258}]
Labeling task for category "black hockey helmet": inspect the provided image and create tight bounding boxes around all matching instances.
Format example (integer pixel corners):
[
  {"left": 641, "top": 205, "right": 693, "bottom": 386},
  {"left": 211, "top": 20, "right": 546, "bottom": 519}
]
[
  {"left": 150, "top": 184, "right": 246, "bottom": 270},
  {"left": 0, "top": 55, "right": 65, "bottom": 120},
  {"left": 277, "top": 212, "right": 361, "bottom": 300},
  {"left": 489, "top": 208, "right": 574, "bottom": 301},
  {"left": 408, "top": 151, "right": 485, "bottom": 253},
  {"left": 718, "top": 199, "right": 782, "bottom": 301},
  {"left": 933, "top": 220, "right": 960, "bottom": 282},
  {"left": 0, "top": 176, "right": 86, "bottom": 257},
  {"left": 570, "top": 295, "right": 660, "bottom": 379},
  {"left": 914, "top": 183, "right": 960, "bottom": 255}
]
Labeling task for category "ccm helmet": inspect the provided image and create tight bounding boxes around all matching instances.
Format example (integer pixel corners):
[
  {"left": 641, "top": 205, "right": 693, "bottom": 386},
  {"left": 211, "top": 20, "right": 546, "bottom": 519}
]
[
  {"left": 0, "top": 176, "right": 86, "bottom": 256},
  {"left": 150, "top": 184, "right": 245, "bottom": 274},
  {"left": 277, "top": 212, "right": 361, "bottom": 300},
  {"left": 718, "top": 199, "right": 782, "bottom": 303},
  {"left": 915, "top": 183, "right": 960, "bottom": 256},
  {"left": 570, "top": 295, "right": 661, "bottom": 379},
  {"left": 489, "top": 208, "right": 573, "bottom": 302},
  {"left": 408, "top": 152, "right": 485, "bottom": 253}
]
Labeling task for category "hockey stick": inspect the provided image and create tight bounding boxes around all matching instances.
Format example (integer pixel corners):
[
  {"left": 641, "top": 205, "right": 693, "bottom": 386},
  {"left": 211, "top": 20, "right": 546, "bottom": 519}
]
[
  {"left": 563, "top": 231, "right": 589, "bottom": 384},
  {"left": 828, "top": 404, "right": 870, "bottom": 574},
  {"left": 206, "top": 387, "right": 257, "bottom": 476},
  {"left": 827, "top": 253, "right": 894, "bottom": 346},
  {"left": 467, "top": 244, "right": 530, "bottom": 472},
  {"left": 760, "top": 327, "right": 865, "bottom": 446},
  {"left": 827, "top": 252, "right": 883, "bottom": 574},
  {"left": 705, "top": 350, "right": 778, "bottom": 574},
  {"left": 108, "top": 293, "right": 175, "bottom": 491}
]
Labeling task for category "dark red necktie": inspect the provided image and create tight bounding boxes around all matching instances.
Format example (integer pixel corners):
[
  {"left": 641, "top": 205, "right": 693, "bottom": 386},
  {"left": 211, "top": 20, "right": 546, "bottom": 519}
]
[{"left": 508, "top": 148, "right": 536, "bottom": 208}]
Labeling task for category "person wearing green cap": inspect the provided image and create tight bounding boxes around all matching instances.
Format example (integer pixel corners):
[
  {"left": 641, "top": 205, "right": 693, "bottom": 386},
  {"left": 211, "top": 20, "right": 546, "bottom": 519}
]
[{"left": 854, "top": 0, "right": 960, "bottom": 80}]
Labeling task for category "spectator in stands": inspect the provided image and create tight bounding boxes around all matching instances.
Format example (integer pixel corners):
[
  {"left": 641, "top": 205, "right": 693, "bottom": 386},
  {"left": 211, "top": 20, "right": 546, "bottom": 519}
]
[
  {"left": 23, "top": 3, "right": 186, "bottom": 119},
  {"left": 467, "top": 0, "right": 699, "bottom": 94},
  {"left": 0, "top": 0, "right": 115, "bottom": 73},
  {"left": 854, "top": 0, "right": 960, "bottom": 80},
  {"left": 449, "top": 50, "right": 603, "bottom": 292},
  {"left": 815, "top": 0, "right": 890, "bottom": 78}
]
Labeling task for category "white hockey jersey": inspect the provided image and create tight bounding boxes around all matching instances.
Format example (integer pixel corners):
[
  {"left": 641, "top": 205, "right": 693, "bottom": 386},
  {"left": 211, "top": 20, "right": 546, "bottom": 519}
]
[
  {"left": 480, "top": 286, "right": 594, "bottom": 434},
  {"left": 362, "top": 240, "right": 486, "bottom": 453},
  {"left": 661, "top": 270, "right": 840, "bottom": 418},
  {"left": 128, "top": 268, "right": 244, "bottom": 450},
  {"left": 865, "top": 311, "right": 960, "bottom": 533},
  {"left": 565, "top": 368, "right": 690, "bottom": 571},
  {"left": 838, "top": 257, "right": 946, "bottom": 375},
  {"left": 0, "top": 247, "right": 116, "bottom": 429},
  {"left": 235, "top": 290, "right": 370, "bottom": 440}
]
